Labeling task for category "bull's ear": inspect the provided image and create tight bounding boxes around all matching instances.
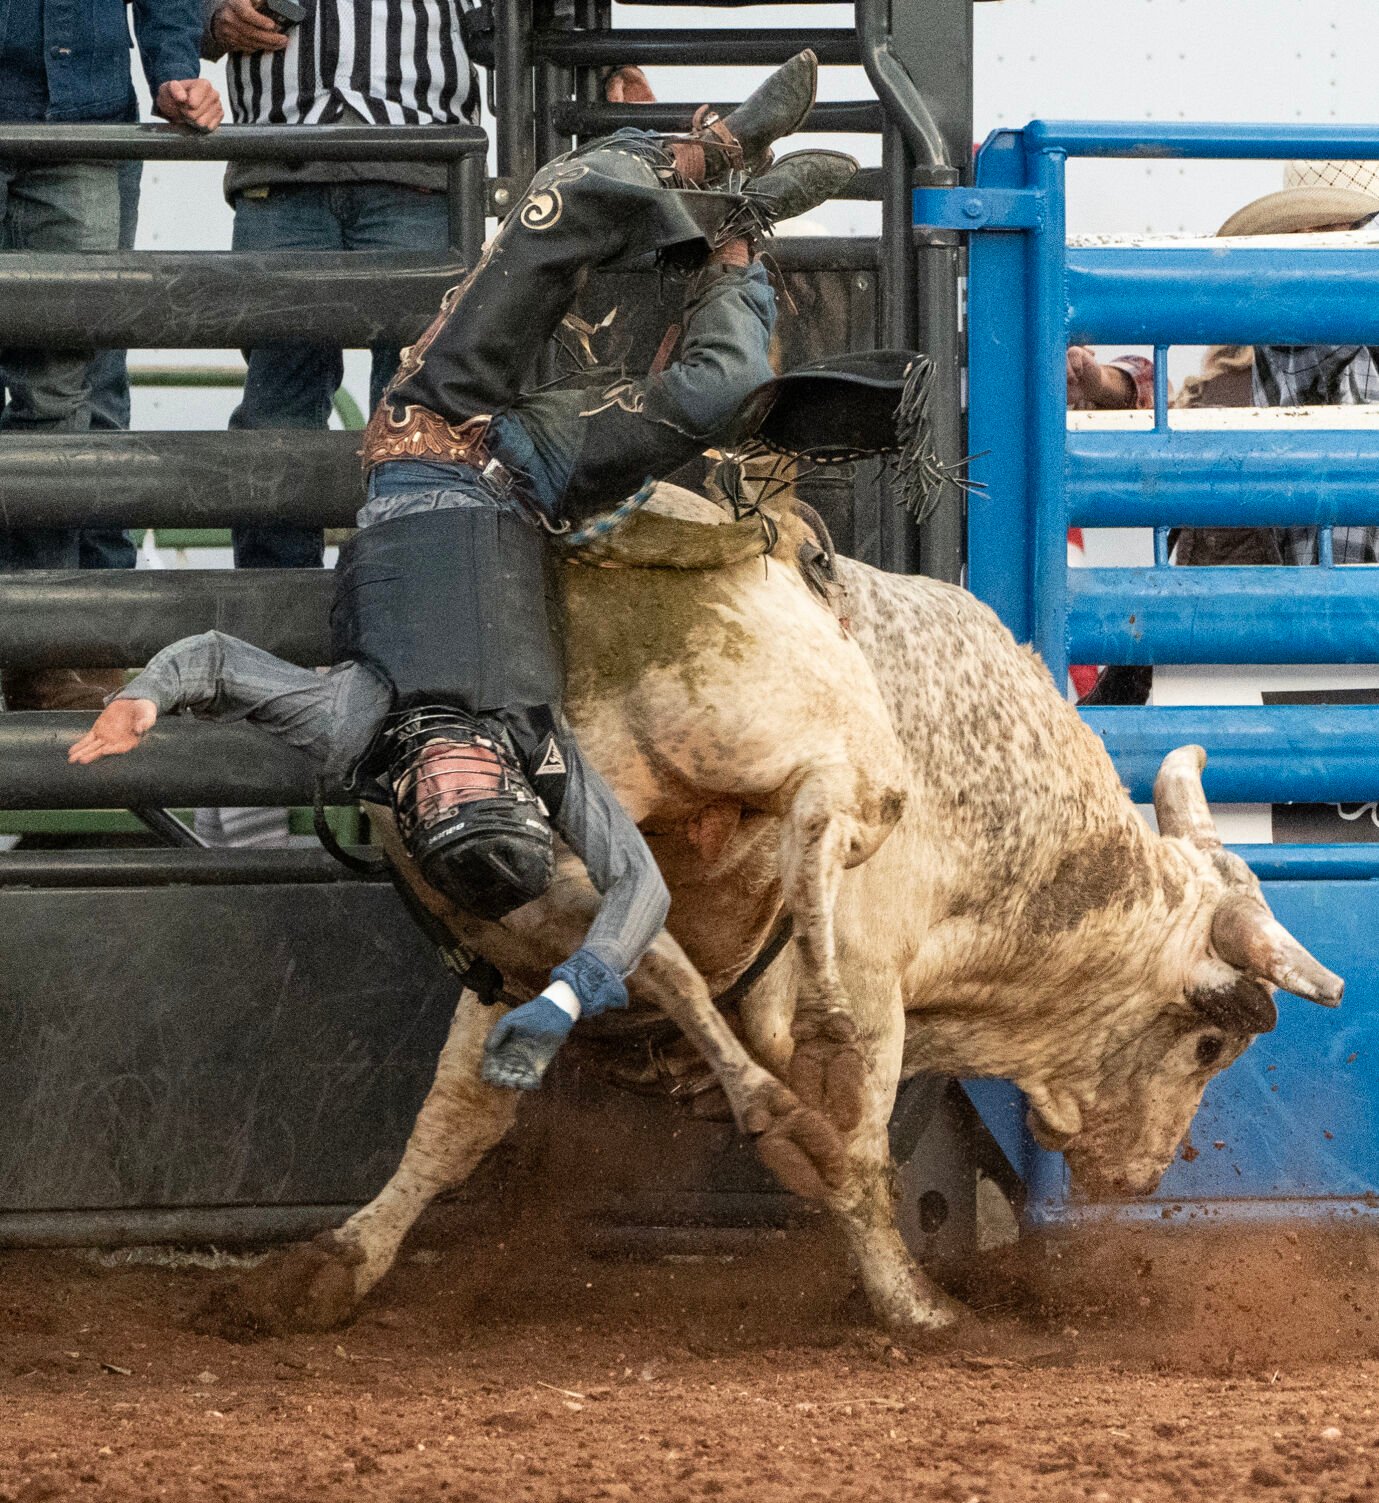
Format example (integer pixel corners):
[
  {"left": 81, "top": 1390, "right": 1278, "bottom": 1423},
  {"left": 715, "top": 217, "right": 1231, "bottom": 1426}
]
[{"left": 1188, "top": 975, "right": 1278, "bottom": 1035}]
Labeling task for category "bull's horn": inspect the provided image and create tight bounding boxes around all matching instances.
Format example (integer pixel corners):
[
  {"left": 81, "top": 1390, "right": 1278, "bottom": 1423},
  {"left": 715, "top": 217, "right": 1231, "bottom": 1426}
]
[
  {"left": 1153, "top": 744, "right": 1220, "bottom": 847},
  {"left": 1211, "top": 893, "right": 1345, "bottom": 1007}
]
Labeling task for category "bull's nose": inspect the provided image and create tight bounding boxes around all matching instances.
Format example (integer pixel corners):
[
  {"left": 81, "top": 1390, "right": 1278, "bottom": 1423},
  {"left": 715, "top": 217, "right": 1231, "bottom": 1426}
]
[
  {"left": 1069, "top": 1163, "right": 1164, "bottom": 1201},
  {"left": 1114, "top": 1170, "right": 1162, "bottom": 1199}
]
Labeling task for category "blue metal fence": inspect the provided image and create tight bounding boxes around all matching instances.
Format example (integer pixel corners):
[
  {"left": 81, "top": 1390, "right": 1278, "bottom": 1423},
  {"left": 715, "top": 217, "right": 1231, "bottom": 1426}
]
[
  {"left": 923, "top": 120, "right": 1379, "bottom": 831},
  {"left": 919, "top": 122, "right": 1379, "bottom": 1220}
]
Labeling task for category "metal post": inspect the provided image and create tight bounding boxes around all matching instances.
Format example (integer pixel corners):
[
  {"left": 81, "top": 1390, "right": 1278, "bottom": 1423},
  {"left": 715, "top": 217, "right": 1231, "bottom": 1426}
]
[
  {"left": 495, "top": 0, "right": 536, "bottom": 202},
  {"left": 966, "top": 129, "right": 1034, "bottom": 641},
  {"left": 572, "top": 0, "right": 608, "bottom": 146},
  {"left": 877, "top": 119, "right": 920, "bottom": 575},
  {"left": 535, "top": 0, "right": 573, "bottom": 166},
  {"left": 1030, "top": 146, "right": 1071, "bottom": 688},
  {"left": 914, "top": 232, "right": 965, "bottom": 584},
  {"left": 894, "top": 0, "right": 968, "bottom": 586},
  {"left": 860, "top": 0, "right": 966, "bottom": 581},
  {"left": 450, "top": 153, "right": 486, "bottom": 264}
]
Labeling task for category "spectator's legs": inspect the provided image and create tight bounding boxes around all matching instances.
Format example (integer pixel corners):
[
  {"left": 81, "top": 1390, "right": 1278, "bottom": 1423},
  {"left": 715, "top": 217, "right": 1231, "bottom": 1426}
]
[
  {"left": 0, "top": 160, "right": 119, "bottom": 570},
  {"left": 228, "top": 185, "right": 343, "bottom": 569},
  {"left": 0, "top": 160, "right": 122, "bottom": 710},
  {"left": 82, "top": 156, "right": 143, "bottom": 573},
  {"left": 336, "top": 183, "right": 453, "bottom": 409}
]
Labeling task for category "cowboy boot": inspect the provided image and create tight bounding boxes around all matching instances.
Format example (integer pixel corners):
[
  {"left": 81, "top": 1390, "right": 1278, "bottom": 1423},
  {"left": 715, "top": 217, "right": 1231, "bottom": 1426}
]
[
  {"left": 733, "top": 149, "right": 860, "bottom": 237},
  {"left": 692, "top": 48, "right": 818, "bottom": 181}
]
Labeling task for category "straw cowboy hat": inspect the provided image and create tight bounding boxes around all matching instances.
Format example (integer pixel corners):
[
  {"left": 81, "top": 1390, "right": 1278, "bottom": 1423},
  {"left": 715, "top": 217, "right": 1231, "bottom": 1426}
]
[{"left": 1217, "top": 159, "right": 1379, "bottom": 236}]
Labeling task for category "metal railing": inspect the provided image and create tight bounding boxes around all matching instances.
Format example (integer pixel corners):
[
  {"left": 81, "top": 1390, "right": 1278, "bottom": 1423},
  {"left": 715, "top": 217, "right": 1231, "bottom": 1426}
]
[
  {"left": 953, "top": 119, "right": 1379, "bottom": 873},
  {"left": 0, "top": 121, "right": 487, "bottom": 826},
  {"left": 0, "top": 122, "right": 485, "bottom": 258}
]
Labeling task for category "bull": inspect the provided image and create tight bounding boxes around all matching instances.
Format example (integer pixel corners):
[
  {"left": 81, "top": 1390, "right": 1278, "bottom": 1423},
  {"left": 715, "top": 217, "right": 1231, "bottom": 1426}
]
[{"left": 224, "top": 487, "right": 1340, "bottom": 1337}]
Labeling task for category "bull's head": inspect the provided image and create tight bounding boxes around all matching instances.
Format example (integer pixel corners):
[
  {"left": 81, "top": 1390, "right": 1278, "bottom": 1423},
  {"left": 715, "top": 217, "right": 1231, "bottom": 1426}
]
[{"left": 1030, "top": 745, "right": 1342, "bottom": 1200}]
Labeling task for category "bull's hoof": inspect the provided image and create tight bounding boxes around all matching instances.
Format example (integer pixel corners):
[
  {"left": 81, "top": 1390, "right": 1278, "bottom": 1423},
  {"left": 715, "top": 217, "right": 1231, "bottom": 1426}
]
[
  {"left": 743, "top": 1085, "right": 847, "bottom": 1201},
  {"left": 789, "top": 1010, "right": 866, "bottom": 1134},
  {"left": 885, "top": 1305, "right": 981, "bottom": 1349},
  {"left": 867, "top": 1286, "right": 974, "bottom": 1345},
  {"left": 195, "top": 1232, "right": 365, "bottom": 1340}
]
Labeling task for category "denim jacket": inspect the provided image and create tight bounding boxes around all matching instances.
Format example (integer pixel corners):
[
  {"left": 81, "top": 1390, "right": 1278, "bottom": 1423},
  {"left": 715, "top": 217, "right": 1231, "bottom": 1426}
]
[{"left": 0, "top": 0, "right": 202, "bottom": 123}]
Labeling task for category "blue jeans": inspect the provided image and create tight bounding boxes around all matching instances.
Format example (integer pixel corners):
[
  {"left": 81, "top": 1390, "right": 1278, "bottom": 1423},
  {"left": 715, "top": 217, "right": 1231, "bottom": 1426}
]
[
  {"left": 359, "top": 458, "right": 504, "bottom": 529},
  {"left": 0, "top": 158, "right": 120, "bottom": 570},
  {"left": 229, "top": 182, "right": 453, "bottom": 569},
  {"left": 80, "top": 156, "right": 143, "bottom": 572}
]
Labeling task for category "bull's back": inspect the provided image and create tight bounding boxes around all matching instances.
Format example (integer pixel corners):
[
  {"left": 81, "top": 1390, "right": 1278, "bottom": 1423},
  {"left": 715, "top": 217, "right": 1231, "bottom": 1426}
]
[
  {"left": 837, "top": 560, "right": 1131, "bottom": 860},
  {"left": 559, "top": 512, "right": 900, "bottom": 814}
]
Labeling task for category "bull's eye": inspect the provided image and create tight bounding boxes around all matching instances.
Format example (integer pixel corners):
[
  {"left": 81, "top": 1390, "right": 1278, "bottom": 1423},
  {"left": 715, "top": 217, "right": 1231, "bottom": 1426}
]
[{"left": 1195, "top": 1034, "right": 1225, "bottom": 1069}]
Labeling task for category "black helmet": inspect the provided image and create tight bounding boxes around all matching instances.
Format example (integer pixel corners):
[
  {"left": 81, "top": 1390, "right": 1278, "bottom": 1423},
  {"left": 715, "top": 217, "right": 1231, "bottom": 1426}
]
[{"left": 387, "top": 707, "right": 554, "bottom": 920}]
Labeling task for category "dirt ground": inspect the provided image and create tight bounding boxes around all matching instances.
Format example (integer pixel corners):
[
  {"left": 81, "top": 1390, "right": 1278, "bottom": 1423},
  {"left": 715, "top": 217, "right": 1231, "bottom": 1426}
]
[{"left": 5, "top": 1205, "right": 1379, "bottom": 1503}]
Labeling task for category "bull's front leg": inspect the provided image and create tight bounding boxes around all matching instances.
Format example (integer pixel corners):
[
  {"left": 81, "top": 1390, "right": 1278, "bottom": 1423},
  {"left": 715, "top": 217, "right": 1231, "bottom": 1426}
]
[
  {"left": 823, "top": 965, "right": 965, "bottom": 1334},
  {"left": 212, "top": 991, "right": 516, "bottom": 1335},
  {"left": 777, "top": 762, "right": 905, "bottom": 1134}
]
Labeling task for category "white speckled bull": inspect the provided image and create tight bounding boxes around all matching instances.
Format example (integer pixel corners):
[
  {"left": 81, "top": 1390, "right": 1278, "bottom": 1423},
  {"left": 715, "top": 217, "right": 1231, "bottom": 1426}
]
[{"left": 228, "top": 487, "right": 1340, "bottom": 1338}]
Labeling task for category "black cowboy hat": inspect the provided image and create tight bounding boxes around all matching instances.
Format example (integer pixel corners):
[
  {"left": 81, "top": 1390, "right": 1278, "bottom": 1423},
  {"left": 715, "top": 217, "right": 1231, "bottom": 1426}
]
[
  {"left": 752, "top": 349, "right": 926, "bottom": 462},
  {"left": 744, "top": 350, "right": 962, "bottom": 517}
]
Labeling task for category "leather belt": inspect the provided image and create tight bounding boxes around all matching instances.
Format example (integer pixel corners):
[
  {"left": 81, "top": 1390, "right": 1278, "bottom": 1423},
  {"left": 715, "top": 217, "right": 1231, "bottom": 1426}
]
[{"left": 360, "top": 402, "right": 515, "bottom": 492}]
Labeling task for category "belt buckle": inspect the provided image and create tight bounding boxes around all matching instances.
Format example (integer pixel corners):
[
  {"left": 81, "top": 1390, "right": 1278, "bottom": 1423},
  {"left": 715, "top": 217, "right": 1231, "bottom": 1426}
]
[{"left": 480, "top": 455, "right": 512, "bottom": 494}]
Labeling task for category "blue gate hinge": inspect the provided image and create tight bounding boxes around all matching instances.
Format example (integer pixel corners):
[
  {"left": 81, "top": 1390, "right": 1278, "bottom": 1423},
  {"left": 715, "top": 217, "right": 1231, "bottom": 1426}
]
[{"left": 912, "top": 186, "right": 1044, "bottom": 232}]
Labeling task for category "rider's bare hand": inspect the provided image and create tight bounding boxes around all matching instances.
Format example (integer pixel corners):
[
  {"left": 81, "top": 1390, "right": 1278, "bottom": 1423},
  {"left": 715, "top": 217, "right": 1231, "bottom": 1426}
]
[
  {"left": 67, "top": 699, "right": 159, "bottom": 765},
  {"left": 603, "top": 66, "right": 655, "bottom": 104}
]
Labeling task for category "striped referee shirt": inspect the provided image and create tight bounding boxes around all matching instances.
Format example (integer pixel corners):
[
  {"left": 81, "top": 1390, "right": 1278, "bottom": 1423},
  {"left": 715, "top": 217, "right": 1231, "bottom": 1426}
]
[{"left": 215, "top": 0, "right": 473, "bottom": 127}]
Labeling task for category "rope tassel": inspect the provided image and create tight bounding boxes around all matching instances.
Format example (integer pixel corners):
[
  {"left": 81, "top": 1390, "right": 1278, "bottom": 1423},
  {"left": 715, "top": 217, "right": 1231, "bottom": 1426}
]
[{"left": 893, "top": 355, "right": 980, "bottom": 523}]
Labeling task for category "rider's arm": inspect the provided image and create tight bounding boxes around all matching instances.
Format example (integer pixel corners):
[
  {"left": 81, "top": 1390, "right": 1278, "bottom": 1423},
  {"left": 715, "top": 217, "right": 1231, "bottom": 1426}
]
[
  {"left": 466, "top": 730, "right": 672, "bottom": 1090},
  {"left": 549, "top": 736, "right": 670, "bottom": 1009},
  {"left": 72, "top": 631, "right": 388, "bottom": 778}
]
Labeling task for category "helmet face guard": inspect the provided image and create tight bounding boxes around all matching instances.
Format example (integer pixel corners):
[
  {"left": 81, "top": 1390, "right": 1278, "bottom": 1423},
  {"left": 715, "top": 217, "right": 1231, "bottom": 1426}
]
[{"left": 387, "top": 707, "right": 555, "bottom": 920}]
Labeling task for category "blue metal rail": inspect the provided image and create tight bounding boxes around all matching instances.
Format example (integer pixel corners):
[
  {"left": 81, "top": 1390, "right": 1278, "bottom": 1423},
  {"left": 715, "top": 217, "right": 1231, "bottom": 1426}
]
[
  {"left": 1068, "top": 428, "right": 1379, "bottom": 530},
  {"left": 1068, "top": 567, "right": 1379, "bottom": 665},
  {"left": 1083, "top": 705, "right": 1379, "bottom": 804},
  {"left": 1067, "top": 247, "right": 1379, "bottom": 347},
  {"left": 946, "top": 119, "right": 1379, "bottom": 707},
  {"left": 922, "top": 122, "right": 1379, "bottom": 1221}
]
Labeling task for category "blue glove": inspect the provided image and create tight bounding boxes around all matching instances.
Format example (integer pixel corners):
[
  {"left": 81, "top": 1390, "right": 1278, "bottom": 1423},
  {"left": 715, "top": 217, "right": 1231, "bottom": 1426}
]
[
  {"left": 481, "top": 996, "right": 576, "bottom": 1091},
  {"left": 551, "top": 948, "right": 628, "bottom": 1017}
]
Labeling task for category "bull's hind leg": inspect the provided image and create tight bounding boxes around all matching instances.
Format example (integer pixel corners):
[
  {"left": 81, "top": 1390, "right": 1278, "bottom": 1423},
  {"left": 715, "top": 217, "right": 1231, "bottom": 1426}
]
[
  {"left": 778, "top": 763, "right": 904, "bottom": 1134},
  {"left": 484, "top": 855, "right": 849, "bottom": 1201},
  {"left": 513, "top": 873, "right": 849, "bottom": 1202},
  {"left": 630, "top": 933, "right": 847, "bottom": 1201},
  {"left": 215, "top": 992, "right": 515, "bottom": 1335},
  {"left": 501, "top": 867, "right": 848, "bottom": 1202}
]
